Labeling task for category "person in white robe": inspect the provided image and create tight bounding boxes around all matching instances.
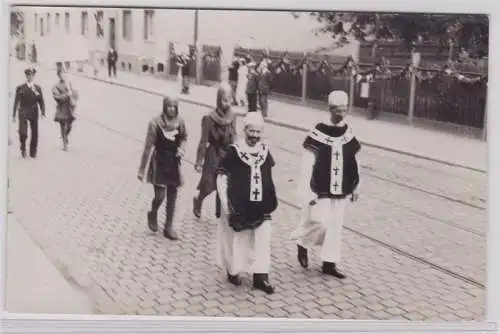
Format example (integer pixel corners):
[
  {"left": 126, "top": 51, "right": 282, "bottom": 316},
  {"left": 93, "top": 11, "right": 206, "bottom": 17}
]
[
  {"left": 236, "top": 58, "right": 248, "bottom": 107},
  {"left": 215, "top": 112, "right": 278, "bottom": 294},
  {"left": 291, "top": 90, "right": 361, "bottom": 279}
]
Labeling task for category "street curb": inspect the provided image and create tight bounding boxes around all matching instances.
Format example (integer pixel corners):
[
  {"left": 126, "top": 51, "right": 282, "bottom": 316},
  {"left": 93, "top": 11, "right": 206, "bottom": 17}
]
[{"left": 62, "top": 67, "right": 486, "bottom": 174}]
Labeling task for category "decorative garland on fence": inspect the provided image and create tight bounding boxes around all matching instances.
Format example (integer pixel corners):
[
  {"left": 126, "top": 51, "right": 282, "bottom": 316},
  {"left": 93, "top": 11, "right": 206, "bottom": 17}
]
[
  {"left": 244, "top": 53, "right": 487, "bottom": 85},
  {"left": 171, "top": 45, "right": 221, "bottom": 67}
]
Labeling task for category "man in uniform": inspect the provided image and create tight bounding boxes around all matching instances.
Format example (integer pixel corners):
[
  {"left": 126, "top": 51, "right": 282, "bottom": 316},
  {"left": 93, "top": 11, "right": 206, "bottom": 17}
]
[
  {"left": 12, "top": 67, "right": 46, "bottom": 158},
  {"left": 291, "top": 90, "right": 361, "bottom": 279}
]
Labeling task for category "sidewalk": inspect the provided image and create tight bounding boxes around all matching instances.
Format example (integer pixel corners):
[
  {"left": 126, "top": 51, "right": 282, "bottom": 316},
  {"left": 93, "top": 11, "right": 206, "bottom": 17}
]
[
  {"left": 5, "top": 214, "right": 94, "bottom": 314},
  {"left": 21, "top": 59, "right": 488, "bottom": 172}
]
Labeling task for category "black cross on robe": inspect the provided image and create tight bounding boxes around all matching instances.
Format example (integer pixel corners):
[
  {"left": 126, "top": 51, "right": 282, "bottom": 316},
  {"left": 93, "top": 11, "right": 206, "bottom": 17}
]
[
  {"left": 252, "top": 188, "right": 261, "bottom": 200},
  {"left": 332, "top": 166, "right": 340, "bottom": 175},
  {"left": 333, "top": 182, "right": 340, "bottom": 191},
  {"left": 253, "top": 173, "right": 260, "bottom": 184},
  {"left": 333, "top": 151, "right": 340, "bottom": 160}
]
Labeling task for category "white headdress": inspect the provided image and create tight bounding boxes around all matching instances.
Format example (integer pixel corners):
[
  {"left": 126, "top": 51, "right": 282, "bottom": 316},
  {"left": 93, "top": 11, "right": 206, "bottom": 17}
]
[
  {"left": 243, "top": 112, "right": 265, "bottom": 128},
  {"left": 328, "top": 90, "right": 349, "bottom": 106}
]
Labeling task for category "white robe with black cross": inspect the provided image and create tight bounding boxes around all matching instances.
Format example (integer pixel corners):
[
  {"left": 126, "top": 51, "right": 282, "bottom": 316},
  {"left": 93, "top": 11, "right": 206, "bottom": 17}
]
[
  {"left": 215, "top": 139, "right": 276, "bottom": 275},
  {"left": 291, "top": 122, "right": 361, "bottom": 263}
]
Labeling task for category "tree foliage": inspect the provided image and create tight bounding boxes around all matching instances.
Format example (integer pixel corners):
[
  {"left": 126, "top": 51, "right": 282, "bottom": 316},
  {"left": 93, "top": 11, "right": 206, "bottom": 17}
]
[{"left": 294, "top": 12, "right": 489, "bottom": 58}]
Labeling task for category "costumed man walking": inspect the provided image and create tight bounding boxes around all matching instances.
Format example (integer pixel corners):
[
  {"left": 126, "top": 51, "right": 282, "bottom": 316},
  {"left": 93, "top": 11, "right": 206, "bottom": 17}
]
[
  {"left": 12, "top": 67, "right": 45, "bottom": 158},
  {"left": 138, "top": 97, "right": 187, "bottom": 241},
  {"left": 52, "top": 68, "right": 79, "bottom": 151},
  {"left": 216, "top": 112, "right": 278, "bottom": 294},
  {"left": 193, "top": 83, "right": 237, "bottom": 220},
  {"left": 291, "top": 90, "right": 361, "bottom": 278}
]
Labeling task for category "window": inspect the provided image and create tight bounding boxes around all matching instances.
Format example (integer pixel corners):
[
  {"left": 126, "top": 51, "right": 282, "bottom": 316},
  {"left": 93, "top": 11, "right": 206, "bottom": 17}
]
[
  {"left": 40, "top": 18, "right": 44, "bottom": 36},
  {"left": 122, "top": 10, "right": 132, "bottom": 41},
  {"left": 65, "top": 12, "right": 70, "bottom": 32},
  {"left": 34, "top": 13, "right": 38, "bottom": 32},
  {"left": 81, "top": 11, "right": 88, "bottom": 36},
  {"left": 46, "top": 13, "right": 50, "bottom": 33},
  {"left": 55, "top": 13, "right": 60, "bottom": 27},
  {"left": 95, "top": 10, "right": 104, "bottom": 38},
  {"left": 143, "top": 9, "right": 154, "bottom": 41}
]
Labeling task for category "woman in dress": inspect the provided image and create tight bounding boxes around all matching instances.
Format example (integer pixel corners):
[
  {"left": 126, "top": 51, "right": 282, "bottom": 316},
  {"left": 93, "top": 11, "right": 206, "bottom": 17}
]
[
  {"left": 138, "top": 96, "right": 187, "bottom": 241},
  {"left": 52, "top": 69, "right": 78, "bottom": 151},
  {"left": 193, "top": 83, "right": 237, "bottom": 219}
]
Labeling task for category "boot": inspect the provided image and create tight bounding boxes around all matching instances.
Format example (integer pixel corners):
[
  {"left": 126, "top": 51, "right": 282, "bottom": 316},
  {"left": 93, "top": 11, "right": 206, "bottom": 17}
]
[
  {"left": 297, "top": 245, "right": 309, "bottom": 269},
  {"left": 322, "top": 262, "right": 346, "bottom": 279},
  {"left": 163, "top": 220, "right": 179, "bottom": 241},
  {"left": 192, "top": 196, "right": 202, "bottom": 219},
  {"left": 147, "top": 211, "right": 158, "bottom": 232},
  {"left": 253, "top": 273, "right": 275, "bottom": 294},
  {"left": 227, "top": 272, "right": 242, "bottom": 286},
  {"left": 21, "top": 149, "right": 26, "bottom": 158}
]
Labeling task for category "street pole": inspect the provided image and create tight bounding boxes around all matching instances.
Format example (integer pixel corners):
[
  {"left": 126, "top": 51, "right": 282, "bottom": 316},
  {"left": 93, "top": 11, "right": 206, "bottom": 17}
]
[{"left": 194, "top": 10, "right": 203, "bottom": 85}]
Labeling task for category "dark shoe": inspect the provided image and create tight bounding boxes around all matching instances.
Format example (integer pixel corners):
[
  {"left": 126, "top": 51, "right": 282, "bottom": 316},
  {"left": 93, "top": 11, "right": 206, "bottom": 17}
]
[
  {"left": 322, "top": 262, "right": 346, "bottom": 279},
  {"left": 30, "top": 153, "right": 36, "bottom": 158},
  {"left": 253, "top": 273, "right": 275, "bottom": 294},
  {"left": 193, "top": 196, "right": 201, "bottom": 219},
  {"left": 147, "top": 211, "right": 158, "bottom": 232},
  {"left": 21, "top": 150, "right": 26, "bottom": 158},
  {"left": 297, "top": 245, "right": 309, "bottom": 269},
  {"left": 227, "top": 272, "right": 242, "bottom": 286},
  {"left": 163, "top": 221, "right": 179, "bottom": 241}
]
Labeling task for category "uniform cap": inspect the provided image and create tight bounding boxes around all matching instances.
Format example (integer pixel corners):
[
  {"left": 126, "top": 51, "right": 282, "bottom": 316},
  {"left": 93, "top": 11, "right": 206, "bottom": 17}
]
[
  {"left": 328, "top": 90, "right": 349, "bottom": 106},
  {"left": 24, "top": 67, "right": 36, "bottom": 75}
]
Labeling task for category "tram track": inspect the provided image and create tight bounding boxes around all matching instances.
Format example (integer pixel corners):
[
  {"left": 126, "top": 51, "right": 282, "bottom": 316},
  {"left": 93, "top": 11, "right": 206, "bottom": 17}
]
[
  {"left": 78, "top": 113, "right": 486, "bottom": 291},
  {"left": 31, "top": 70, "right": 485, "bottom": 290}
]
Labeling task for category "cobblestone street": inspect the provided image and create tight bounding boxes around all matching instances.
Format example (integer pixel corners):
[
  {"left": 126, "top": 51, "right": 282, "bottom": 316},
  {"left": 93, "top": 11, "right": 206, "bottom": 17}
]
[{"left": 7, "top": 61, "right": 487, "bottom": 321}]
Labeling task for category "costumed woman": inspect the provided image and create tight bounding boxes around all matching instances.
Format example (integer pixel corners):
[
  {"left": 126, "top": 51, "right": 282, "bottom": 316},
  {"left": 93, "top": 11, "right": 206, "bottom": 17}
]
[
  {"left": 193, "top": 83, "right": 237, "bottom": 219},
  {"left": 52, "top": 68, "right": 78, "bottom": 151},
  {"left": 138, "top": 96, "right": 187, "bottom": 241}
]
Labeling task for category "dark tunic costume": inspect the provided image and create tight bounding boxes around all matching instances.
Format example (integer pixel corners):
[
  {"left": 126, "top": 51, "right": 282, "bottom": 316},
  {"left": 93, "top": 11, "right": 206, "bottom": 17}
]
[
  {"left": 52, "top": 80, "right": 77, "bottom": 122},
  {"left": 139, "top": 114, "right": 187, "bottom": 187},
  {"left": 217, "top": 141, "right": 278, "bottom": 232},
  {"left": 303, "top": 123, "right": 361, "bottom": 199},
  {"left": 195, "top": 109, "right": 237, "bottom": 193}
]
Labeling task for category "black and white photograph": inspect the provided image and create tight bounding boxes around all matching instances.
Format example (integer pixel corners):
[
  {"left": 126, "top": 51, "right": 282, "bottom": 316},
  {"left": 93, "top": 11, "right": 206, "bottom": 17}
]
[{"left": 3, "top": 2, "right": 497, "bottom": 331}]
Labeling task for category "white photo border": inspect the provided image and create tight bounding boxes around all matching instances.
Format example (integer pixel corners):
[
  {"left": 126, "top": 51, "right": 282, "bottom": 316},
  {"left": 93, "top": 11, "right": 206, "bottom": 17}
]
[{"left": 1, "top": 0, "right": 498, "bottom": 333}]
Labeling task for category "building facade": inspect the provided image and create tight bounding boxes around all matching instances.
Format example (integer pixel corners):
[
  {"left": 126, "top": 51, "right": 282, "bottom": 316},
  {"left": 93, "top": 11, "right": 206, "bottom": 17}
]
[{"left": 15, "top": 6, "right": 332, "bottom": 76}]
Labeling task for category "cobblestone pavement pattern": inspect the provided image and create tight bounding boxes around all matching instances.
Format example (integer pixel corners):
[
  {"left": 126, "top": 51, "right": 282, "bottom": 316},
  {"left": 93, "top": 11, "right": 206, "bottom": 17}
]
[{"left": 8, "top": 61, "right": 486, "bottom": 321}]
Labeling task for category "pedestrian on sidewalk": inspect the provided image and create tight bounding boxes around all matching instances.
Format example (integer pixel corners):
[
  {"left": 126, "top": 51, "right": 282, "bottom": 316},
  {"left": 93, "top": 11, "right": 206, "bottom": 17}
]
[
  {"left": 12, "top": 67, "right": 46, "bottom": 158},
  {"left": 291, "top": 90, "right": 361, "bottom": 279},
  {"left": 193, "top": 83, "right": 237, "bottom": 220},
  {"left": 246, "top": 62, "right": 259, "bottom": 113},
  {"left": 236, "top": 58, "right": 248, "bottom": 106},
  {"left": 107, "top": 47, "right": 118, "bottom": 79},
  {"left": 228, "top": 58, "right": 240, "bottom": 106},
  {"left": 257, "top": 59, "right": 272, "bottom": 118},
  {"left": 52, "top": 68, "right": 79, "bottom": 151},
  {"left": 215, "top": 112, "right": 278, "bottom": 294},
  {"left": 137, "top": 96, "right": 187, "bottom": 241},
  {"left": 179, "top": 55, "right": 193, "bottom": 95}
]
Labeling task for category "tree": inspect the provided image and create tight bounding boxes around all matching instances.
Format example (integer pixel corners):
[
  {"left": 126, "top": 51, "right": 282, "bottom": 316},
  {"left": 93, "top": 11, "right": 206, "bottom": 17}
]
[{"left": 294, "top": 12, "right": 489, "bottom": 58}]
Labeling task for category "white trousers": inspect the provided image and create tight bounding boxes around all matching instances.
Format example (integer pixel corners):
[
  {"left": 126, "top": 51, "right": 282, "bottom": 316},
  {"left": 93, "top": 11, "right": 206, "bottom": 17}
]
[
  {"left": 292, "top": 198, "right": 347, "bottom": 263},
  {"left": 216, "top": 208, "right": 272, "bottom": 275}
]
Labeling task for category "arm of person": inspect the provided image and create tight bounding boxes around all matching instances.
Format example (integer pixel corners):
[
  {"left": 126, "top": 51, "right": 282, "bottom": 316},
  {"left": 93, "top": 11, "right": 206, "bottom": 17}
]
[
  {"left": 195, "top": 115, "right": 210, "bottom": 167},
  {"left": 138, "top": 121, "right": 157, "bottom": 179},
  {"left": 36, "top": 85, "right": 46, "bottom": 117},
  {"left": 177, "top": 118, "right": 188, "bottom": 158},
  {"left": 12, "top": 86, "right": 21, "bottom": 119},
  {"left": 216, "top": 174, "right": 230, "bottom": 213},
  {"left": 52, "top": 85, "right": 70, "bottom": 102},
  {"left": 297, "top": 149, "right": 317, "bottom": 206}
]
